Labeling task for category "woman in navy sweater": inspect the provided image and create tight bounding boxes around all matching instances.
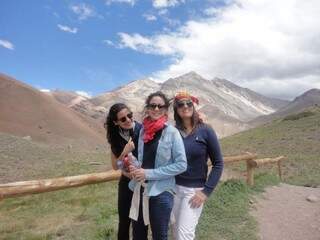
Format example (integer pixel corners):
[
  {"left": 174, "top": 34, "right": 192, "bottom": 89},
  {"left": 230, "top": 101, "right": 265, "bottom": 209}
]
[
  {"left": 172, "top": 92, "right": 224, "bottom": 240},
  {"left": 105, "top": 103, "right": 142, "bottom": 240}
]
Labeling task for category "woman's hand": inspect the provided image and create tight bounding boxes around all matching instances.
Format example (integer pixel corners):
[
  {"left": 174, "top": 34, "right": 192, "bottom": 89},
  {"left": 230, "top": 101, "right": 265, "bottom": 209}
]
[
  {"left": 189, "top": 190, "right": 207, "bottom": 208},
  {"left": 131, "top": 168, "right": 146, "bottom": 182},
  {"left": 123, "top": 137, "right": 135, "bottom": 156},
  {"left": 121, "top": 170, "right": 133, "bottom": 179},
  {"left": 128, "top": 164, "right": 137, "bottom": 173}
]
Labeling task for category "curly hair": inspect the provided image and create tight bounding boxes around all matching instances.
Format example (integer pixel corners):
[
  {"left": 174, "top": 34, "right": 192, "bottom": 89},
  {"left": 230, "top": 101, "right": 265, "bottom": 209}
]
[
  {"left": 145, "top": 91, "right": 170, "bottom": 109},
  {"left": 104, "top": 103, "right": 130, "bottom": 145}
]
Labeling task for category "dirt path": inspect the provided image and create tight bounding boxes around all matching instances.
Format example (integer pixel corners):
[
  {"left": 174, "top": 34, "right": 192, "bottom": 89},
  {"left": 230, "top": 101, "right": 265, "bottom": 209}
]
[{"left": 251, "top": 183, "right": 320, "bottom": 240}]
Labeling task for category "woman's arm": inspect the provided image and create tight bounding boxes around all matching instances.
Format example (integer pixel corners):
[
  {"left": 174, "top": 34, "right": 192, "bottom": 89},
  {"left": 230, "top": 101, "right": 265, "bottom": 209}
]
[
  {"left": 188, "top": 126, "right": 224, "bottom": 208},
  {"left": 110, "top": 137, "right": 135, "bottom": 170},
  {"left": 110, "top": 152, "right": 118, "bottom": 170},
  {"left": 202, "top": 126, "right": 224, "bottom": 197},
  {"left": 144, "top": 128, "right": 187, "bottom": 181}
]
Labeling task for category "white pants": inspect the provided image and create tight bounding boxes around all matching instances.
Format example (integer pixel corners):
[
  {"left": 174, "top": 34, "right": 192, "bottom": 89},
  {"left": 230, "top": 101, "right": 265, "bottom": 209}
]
[{"left": 172, "top": 185, "right": 204, "bottom": 240}]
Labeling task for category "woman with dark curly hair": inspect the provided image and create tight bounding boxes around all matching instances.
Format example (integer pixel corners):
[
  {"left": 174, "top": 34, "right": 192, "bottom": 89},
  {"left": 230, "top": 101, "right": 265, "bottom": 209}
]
[
  {"left": 105, "top": 103, "right": 142, "bottom": 240},
  {"left": 128, "top": 91, "right": 187, "bottom": 240}
]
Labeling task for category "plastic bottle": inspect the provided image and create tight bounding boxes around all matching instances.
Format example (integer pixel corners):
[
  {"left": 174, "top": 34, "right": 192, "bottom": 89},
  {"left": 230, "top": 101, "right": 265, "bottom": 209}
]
[{"left": 116, "top": 152, "right": 140, "bottom": 171}]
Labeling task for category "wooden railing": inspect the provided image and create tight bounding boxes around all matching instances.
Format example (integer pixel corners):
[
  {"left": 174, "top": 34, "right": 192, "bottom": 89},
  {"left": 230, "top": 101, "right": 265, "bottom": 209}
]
[
  {"left": 246, "top": 156, "right": 285, "bottom": 185},
  {"left": 0, "top": 153, "right": 284, "bottom": 200}
]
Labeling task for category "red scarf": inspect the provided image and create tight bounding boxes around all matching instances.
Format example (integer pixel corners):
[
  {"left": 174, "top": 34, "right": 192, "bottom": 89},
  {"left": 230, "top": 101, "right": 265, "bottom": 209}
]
[{"left": 143, "top": 115, "right": 167, "bottom": 143}]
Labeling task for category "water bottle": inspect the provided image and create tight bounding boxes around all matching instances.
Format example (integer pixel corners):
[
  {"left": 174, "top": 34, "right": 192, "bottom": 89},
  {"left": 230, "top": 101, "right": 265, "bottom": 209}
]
[
  {"left": 128, "top": 152, "right": 141, "bottom": 168},
  {"left": 116, "top": 159, "right": 125, "bottom": 170},
  {"left": 116, "top": 152, "right": 140, "bottom": 171}
]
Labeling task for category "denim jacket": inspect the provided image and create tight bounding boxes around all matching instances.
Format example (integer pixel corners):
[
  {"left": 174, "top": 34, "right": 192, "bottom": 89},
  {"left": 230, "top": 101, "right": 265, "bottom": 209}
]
[{"left": 129, "top": 124, "right": 187, "bottom": 197}]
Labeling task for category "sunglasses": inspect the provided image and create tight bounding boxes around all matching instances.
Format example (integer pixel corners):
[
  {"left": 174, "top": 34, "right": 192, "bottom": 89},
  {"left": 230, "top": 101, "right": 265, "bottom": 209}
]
[
  {"left": 147, "top": 103, "right": 167, "bottom": 110},
  {"left": 118, "top": 112, "right": 133, "bottom": 123},
  {"left": 177, "top": 100, "right": 193, "bottom": 108}
]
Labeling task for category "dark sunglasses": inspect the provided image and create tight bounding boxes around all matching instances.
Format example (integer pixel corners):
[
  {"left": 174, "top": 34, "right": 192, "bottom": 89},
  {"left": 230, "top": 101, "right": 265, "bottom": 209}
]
[
  {"left": 177, "top": 100, "right": 193, "bottom": 108},
  {"left": 118, "top": 112, "right": 133, "bottom": 123},
  {"left": 147, "top": 103, "right": 167, "bottom": 110}
]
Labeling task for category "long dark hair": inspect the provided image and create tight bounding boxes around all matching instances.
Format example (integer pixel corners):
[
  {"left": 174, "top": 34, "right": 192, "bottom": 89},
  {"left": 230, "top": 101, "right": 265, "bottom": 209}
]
[
  {"left": 105, "top": 103, "right": 131, "bottom": 145},
  {"left": 173, "top": 101, "right": 203, "bottom": 131}
]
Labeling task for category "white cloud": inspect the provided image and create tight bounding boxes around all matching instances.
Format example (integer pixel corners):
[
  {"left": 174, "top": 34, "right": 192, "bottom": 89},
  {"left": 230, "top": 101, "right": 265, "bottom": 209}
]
[
  {"left": 118, "top": 32, "right": 178, "bottom": 55},
  {"left": 103, "top": 39, "right": 115, "bottom": 47},
  {"left": 76, "top": 91, "right": 92, "bottom": 98},
  {"left": 164, "top": 17, "right": 180, "bottom": 27},
  {"left": 118, "top": 33, "right": 151, "bottom": 50},
  {"left": 158, "top": 8, "right": 168, "bottom": 15},
  {"left": 57, "top": 24, "right": 78, "bottom": 34},
  {"left": 106, "top": 0, "right": 136, "bottom": 6},
  {"left": 70, "top": 3, "right": 96, "bottom": 20},
  {"left": 118, "top": 0, "right": 320, "bottom": 99},
  {"left": 152, "top": 0, "right": 185, "bottom": 9},
  {"left": 143, "top": 14, "right": 157, "bottom": 21},
  {"left": 203, "top": 7, "right": 223, "bottom": 16},
  {"left": 0, "top": 39, "right": 14, "bottom": 50},
  {"left": 242, "top": 75, "right": 320, "bottom": 100},
  {"left": 40, "top": 89, "right": 51, "bottom": 93}
]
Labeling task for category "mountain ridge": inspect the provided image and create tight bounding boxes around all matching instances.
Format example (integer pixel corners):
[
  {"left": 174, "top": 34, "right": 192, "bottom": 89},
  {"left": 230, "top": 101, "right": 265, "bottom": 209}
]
[
  {"left": 250, "top": 88, "right": 320, "bottom": 126},
  {"left": 2, "top": 72, "right": 317, "bottom": 139},
  {"left": 0, "top": 73, "right": 105, "bottom": 145}
]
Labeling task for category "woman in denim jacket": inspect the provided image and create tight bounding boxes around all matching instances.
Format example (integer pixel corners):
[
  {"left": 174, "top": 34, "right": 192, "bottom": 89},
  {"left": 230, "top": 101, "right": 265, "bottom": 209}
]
[{"left": 129, "top": 91, "right": 187, "bottom": 240}]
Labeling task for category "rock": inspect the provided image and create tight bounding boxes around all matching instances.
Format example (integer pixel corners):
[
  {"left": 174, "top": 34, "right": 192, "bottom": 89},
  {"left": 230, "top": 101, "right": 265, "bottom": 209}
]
[{"left": 306, "top": 195, "right": 319, "bottom": 203}]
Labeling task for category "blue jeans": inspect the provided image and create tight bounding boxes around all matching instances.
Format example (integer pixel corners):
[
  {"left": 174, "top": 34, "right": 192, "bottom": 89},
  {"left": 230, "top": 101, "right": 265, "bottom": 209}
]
[{"left": 132, "top": 190, "right": 174, "bottom": 240}]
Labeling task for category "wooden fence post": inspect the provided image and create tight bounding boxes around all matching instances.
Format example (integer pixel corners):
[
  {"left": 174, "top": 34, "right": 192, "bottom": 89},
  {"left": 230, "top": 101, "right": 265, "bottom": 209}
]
[
  {"left": 246, "top": 160, "right": 254, "bottom": 186},
  {"left": 277, "top": 159, "right": 282, "bottom": 180},
  {"left": 246, "top": 156, "right": 285, "bottom": 186}
]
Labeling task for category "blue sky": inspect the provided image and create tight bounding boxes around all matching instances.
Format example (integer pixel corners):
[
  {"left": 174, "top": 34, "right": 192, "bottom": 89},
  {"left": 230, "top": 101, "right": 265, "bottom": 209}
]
[
  {"left": 0, "top": 0, "right": 225, "bottom": 96},
  {"left": 1, "top": 0, "right": 320, "bottom": 99}
]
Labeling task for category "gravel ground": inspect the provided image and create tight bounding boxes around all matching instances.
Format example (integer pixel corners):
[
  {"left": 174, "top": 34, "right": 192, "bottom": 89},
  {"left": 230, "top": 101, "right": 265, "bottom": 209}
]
[{"left": 251, "top": 183, "right": 320, "bottom": 240}]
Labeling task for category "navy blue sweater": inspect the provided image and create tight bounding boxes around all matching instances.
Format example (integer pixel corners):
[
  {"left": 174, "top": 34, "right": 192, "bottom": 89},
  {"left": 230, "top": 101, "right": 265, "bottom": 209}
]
[{"left": 175, "top": 124, "right": 224, "bottom": 196}]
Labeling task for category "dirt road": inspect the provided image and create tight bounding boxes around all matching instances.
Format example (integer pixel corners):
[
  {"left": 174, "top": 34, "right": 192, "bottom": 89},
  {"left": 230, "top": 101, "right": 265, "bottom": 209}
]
[{"left": 251, "top": 183, "right": 320, "bottom": 240}]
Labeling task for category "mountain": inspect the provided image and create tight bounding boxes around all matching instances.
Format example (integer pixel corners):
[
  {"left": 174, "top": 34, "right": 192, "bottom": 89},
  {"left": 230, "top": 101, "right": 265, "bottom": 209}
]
[
  {"left": 2, "top": 71, "right": 291, "bottom": 139},
  {"left": 72, "top": 78, "right": 160, "bottom": 121},
  {"left": 46, "top": 90, "right": 89, "bottom": 107},
  {"left": 0, "top": 73, "right": 105, "bottom": 145},
  {"left": 276, "top": 89, "right": 320, "bottom": 114},
  {"left": 159, "top": 72, "right": 289, "bottom": 136},
  {"left": 161, "top": 72, "right": 288, "bottom": 122},
  {"left": 251, "top": 89, "right": 320, "bottom": 126},
  {"left": 67, "top": 71, "right": 289, "bottom": 137}
]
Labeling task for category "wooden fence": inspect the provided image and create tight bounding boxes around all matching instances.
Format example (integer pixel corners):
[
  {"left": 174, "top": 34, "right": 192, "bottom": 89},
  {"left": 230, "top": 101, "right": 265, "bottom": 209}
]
[{"left": 0, "top": 153, "right": 284, "bottom": 200}]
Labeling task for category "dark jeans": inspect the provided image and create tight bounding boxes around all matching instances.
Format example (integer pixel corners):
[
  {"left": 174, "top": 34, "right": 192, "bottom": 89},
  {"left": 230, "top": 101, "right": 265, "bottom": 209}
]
[
  {"left": 118, "top": 175, "right": 133, "bottom": 240},
  {"left": 132, "top": 190, "right": 174, "bottom": 240}
]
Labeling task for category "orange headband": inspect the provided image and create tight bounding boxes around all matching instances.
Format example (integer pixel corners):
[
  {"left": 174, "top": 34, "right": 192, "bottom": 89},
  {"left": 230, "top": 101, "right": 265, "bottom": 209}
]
[{"left": 174, "top": 91, "right": 199, "bottom": 105}]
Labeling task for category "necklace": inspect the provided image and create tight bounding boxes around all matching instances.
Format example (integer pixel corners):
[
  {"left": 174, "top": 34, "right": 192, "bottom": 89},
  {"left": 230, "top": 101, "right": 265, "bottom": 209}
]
[{"left": 119, "top": 122, "right": 135, "bottom": 141}]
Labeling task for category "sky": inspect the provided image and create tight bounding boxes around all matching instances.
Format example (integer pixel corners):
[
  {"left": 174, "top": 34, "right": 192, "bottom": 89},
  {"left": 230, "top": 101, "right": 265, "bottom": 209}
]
[{"left": 1, "top": 0, "right": 320, "bottom": 100}]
